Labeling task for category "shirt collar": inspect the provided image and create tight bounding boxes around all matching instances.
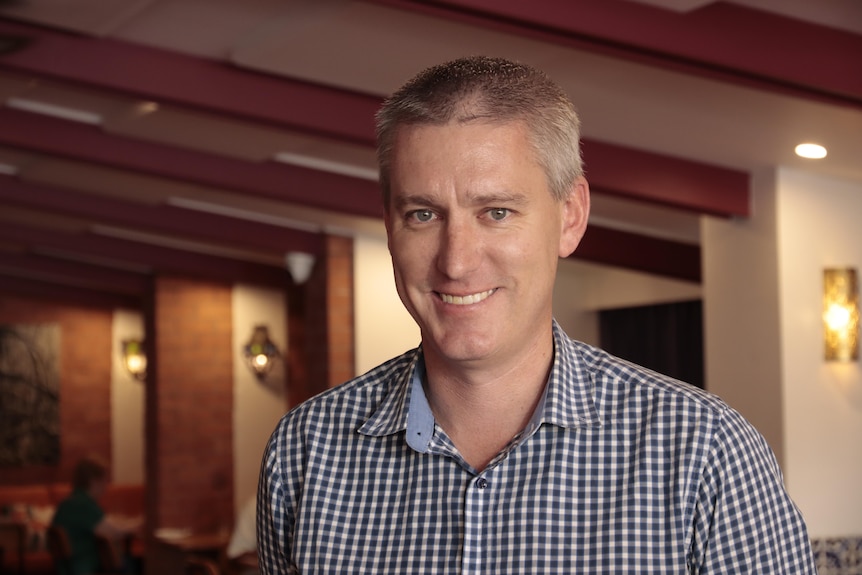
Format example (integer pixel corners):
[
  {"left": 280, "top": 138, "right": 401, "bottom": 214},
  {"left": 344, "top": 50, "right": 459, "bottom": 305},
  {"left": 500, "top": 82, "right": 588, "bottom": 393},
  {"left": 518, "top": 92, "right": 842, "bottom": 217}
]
[
  {"left": 540, "top": 319, "right": 602, "bottom": 429},
  {"left": 357, "top": 349, "right": 420, "bottom": 438},
  {"left": 358, "top": 320, "right": 602, "bottom": 445}
]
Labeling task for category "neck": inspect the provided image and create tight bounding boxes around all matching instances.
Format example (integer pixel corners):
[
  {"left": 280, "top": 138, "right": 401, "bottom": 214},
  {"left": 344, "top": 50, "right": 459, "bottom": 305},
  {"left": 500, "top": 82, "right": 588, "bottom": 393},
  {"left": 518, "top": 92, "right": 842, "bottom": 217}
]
[{"left": 423, "top": 333, "right": 553, "bottom": 471}]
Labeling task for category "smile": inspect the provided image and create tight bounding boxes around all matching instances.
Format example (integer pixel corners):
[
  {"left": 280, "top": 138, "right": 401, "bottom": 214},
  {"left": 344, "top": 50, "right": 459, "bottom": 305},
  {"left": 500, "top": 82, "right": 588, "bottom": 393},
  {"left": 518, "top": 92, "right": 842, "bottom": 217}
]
[{"left": 439, "top": 289, "right": 496, "bottom": 305}]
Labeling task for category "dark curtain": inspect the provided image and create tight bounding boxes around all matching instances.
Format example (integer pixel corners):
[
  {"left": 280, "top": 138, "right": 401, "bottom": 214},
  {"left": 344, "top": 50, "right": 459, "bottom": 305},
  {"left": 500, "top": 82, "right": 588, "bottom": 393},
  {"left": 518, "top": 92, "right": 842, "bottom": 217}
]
[{"left": 598, "top": 299, "right": 704, "bottom": 389}]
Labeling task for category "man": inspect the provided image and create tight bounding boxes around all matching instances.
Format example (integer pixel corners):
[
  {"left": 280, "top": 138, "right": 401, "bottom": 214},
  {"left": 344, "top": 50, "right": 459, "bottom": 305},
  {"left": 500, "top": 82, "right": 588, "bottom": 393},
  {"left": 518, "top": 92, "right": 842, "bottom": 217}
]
[{"left": 258, "top": 56, "right": 815, "bottom": 573}]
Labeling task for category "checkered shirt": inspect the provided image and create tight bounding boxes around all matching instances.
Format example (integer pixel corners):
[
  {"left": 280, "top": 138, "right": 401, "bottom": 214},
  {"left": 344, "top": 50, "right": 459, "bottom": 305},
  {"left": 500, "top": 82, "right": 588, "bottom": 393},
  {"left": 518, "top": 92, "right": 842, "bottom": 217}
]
[{"left": 258, "top": 321, "right": 815, "bottom": 574}]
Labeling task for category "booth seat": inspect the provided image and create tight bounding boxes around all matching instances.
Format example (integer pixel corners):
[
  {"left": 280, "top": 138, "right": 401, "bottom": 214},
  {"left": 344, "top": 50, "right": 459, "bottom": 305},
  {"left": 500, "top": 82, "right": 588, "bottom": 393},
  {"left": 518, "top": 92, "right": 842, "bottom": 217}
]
[{"left": 0, "top": 483, "right": 144, "bottom": 575}]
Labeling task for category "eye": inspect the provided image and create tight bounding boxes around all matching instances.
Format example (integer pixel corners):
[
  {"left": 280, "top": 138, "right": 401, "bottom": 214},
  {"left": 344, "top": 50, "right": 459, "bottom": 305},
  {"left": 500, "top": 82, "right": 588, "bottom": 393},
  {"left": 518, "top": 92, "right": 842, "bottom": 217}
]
[
  {"left": 487, "top": 208, "right": 510, "bottom": 221},
  {"left": 409, "top": 209, "right": 436, "bottom": 223}
]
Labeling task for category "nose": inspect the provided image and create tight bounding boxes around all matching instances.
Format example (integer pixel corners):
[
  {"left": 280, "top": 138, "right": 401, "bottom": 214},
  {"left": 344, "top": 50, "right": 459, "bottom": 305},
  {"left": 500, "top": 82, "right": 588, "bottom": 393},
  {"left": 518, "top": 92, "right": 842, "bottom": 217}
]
[{"left": 436, "top": 216, "right": 482, "bottom": 279}]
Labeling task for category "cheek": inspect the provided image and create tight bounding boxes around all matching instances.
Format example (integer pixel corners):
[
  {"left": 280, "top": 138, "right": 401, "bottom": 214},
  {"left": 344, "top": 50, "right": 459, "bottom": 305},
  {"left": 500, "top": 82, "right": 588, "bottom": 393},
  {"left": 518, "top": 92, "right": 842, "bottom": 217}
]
[{"left": 390, "top": 236, "right": 428, "bottom": 284}]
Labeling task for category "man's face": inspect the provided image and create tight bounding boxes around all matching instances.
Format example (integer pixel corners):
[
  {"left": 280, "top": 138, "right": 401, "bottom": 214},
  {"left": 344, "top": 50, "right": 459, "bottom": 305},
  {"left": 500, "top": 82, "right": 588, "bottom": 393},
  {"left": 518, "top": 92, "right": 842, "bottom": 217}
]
[{"left": 385, "top": 120, "right": 589, "bottom": 371}]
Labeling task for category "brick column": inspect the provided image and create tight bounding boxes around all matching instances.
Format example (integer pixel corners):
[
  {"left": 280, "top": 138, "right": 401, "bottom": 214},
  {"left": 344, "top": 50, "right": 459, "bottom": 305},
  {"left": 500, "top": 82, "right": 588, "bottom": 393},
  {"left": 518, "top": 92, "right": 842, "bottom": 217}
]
[
  {"left": 287, "top": 234, "right": 355, "bottom": 406},
  {"left": 145, "top": 276, "right": 234, "bottom": 536}
]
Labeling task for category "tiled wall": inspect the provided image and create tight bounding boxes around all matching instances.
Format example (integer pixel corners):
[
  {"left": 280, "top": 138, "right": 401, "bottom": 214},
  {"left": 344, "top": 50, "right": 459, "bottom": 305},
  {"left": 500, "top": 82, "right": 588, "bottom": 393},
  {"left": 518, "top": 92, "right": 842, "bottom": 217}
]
[{"left": 813, "top": 537, "right": 862, "bottom": 575}]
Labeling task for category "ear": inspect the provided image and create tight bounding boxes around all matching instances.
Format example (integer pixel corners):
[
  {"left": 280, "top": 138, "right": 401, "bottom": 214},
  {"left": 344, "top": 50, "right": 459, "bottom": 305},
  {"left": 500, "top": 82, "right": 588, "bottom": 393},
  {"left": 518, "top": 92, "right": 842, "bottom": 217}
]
[{"left": 558, "top": 176, "right": 590, "bottom": 258}]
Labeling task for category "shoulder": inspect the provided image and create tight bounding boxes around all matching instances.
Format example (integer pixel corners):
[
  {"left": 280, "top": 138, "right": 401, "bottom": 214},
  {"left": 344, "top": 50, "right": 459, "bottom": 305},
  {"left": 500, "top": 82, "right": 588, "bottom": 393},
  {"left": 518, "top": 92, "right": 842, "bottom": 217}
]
[
  {"left": 559, "top": 333, "right": 781, "bottom": 476},
  {"left": 568, "top": 336, "right": 723, "bottom": 406},
  {"left": 265, "top": 349, "right": 417, "bottom": 448},
  {"left": 52, "top": 490, "right": 104, "bottom": 525},
  {"left": 560, "top": 335, "right": 749, "bottom": 441},
  {"left": 259, "top": 349, "right": 418, "bottom": 505}
]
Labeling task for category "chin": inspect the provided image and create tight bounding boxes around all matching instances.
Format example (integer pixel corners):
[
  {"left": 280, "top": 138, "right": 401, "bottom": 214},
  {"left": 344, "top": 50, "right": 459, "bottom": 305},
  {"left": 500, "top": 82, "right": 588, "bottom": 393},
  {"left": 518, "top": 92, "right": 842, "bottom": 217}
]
[{"left": 436, "top": 333, "right": 496, "bottom": 362}]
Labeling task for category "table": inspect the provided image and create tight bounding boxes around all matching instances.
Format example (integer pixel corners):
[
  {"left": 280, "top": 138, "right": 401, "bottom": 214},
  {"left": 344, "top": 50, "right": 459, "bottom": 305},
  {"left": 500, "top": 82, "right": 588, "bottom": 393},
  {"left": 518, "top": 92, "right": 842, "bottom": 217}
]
[
  {"left": 229, "top": 551, "right": 260, "bottom": 575},
  {"left": 144, "top": 530, "right": 230, "bottom": 575},
  {"left": 158, "top": 532, "right": 229, "bottom": 555}
]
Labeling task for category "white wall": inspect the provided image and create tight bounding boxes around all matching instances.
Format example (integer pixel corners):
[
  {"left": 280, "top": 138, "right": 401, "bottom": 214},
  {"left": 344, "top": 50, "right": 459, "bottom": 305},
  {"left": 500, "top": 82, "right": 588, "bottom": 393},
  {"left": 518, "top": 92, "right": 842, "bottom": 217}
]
[
  {"left": 702, "top": 170, "right": 786, "bottom": 467},
  {"left": 703, "top": 167, "right": 862, "bottom": 537},
  {"left": 353, "top": 234, "right": 420, "bottom": 374},
  {"left": 111, "top": 309, "right": 146, "bottom": 484},
  {"left": 231, "top": 284, "right": 290, "bottom": 512},
  {"left": 554, "top": 257, "right": 702, "bottom": 345},
  {"left": 776, "top": 168, "right": 862, "bottom": 537}
]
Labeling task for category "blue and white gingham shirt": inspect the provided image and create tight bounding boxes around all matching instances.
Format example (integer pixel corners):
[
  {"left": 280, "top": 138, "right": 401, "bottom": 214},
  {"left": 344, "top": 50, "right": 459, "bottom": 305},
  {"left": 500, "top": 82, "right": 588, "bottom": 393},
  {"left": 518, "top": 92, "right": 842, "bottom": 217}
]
[{"left": 258, "top": 321, "right": 815, "bottom": 574}]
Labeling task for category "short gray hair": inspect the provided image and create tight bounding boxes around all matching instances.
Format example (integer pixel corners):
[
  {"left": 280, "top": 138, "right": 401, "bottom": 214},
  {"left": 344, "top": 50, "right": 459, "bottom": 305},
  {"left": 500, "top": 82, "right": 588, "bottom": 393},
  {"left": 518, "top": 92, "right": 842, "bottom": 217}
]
[{"left": 375, "top": 56, "right": 583, "bottom": 206}]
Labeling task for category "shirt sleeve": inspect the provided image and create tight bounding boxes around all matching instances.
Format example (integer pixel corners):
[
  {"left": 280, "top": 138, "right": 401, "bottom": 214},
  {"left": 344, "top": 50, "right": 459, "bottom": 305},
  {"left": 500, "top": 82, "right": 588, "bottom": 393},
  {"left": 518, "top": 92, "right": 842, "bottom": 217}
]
[
  {"left": 690, "top": 407, "right": 816, "bottom": 574},
  {"left": 257, "top": 418, "right": 298, "bottom": 575}
]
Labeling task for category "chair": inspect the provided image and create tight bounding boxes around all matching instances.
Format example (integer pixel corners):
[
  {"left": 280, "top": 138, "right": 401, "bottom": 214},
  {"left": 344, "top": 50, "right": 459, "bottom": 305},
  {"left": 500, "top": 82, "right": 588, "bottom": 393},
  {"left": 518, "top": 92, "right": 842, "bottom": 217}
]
[
  {"left": 186, "top": 555, "right": 221, "bottom": 575},
  {"left": 46, "top": 525, "right": 74, "bottom": 575},
  {"left": 47, "top": 525, "right": 125, "bottom": 575},
  {"left": 95, "top": 534, "right": 125, "bottom": 573}
]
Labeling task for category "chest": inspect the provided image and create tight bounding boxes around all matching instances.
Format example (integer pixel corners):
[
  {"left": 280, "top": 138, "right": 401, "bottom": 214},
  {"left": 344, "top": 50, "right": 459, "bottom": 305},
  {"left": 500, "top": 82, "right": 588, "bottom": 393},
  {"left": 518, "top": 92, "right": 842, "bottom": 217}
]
[{"left": 291, "top": 425, "right": 702, "bottom": 573}]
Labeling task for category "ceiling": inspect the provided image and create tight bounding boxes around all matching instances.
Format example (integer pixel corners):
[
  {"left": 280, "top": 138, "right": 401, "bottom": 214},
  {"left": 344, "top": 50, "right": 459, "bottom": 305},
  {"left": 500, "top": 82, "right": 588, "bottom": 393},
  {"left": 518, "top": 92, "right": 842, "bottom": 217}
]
[{"left": 0, "top": 0, "right": 860, "bottom": 308}]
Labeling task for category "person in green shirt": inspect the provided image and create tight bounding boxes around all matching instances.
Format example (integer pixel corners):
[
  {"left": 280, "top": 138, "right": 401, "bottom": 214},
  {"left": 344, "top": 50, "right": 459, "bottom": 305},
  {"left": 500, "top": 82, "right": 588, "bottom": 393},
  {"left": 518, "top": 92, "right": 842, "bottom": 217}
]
[{"left": 50, "top": 456, "right": 141, "bottom": 575}]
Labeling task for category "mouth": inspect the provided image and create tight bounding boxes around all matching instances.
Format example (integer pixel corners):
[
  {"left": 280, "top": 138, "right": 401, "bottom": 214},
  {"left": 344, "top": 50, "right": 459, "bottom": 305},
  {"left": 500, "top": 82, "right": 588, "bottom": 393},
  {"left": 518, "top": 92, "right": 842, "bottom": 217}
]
[{"left": 438, "top": 288, "right": 496, "bottom": 305}]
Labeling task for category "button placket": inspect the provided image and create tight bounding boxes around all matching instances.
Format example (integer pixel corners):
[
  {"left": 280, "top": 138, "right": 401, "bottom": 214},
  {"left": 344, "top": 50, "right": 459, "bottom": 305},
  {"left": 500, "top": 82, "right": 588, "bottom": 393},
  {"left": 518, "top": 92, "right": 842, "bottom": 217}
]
[{"left": 462, "top": 472, "right": 494, "bottom": 574}]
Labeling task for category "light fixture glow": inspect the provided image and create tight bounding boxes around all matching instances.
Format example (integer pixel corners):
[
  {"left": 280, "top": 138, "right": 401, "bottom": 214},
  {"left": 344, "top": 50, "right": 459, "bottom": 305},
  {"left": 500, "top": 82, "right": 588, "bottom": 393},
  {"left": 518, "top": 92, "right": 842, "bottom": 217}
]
[
  {"left": 121, "top": 339, "right": 147, "bottom": 381},
  {"left": 823, "top": 268, "right": 859, "bottom": 362},
  {"left": 135, "top": 101, "right": 160, "bottom": 116},
  {"left": 243, "top": 325, "right": 280, "bottom": 380},
  {"left": 795, "top": 143, "right": 827, "bottom": 159}
]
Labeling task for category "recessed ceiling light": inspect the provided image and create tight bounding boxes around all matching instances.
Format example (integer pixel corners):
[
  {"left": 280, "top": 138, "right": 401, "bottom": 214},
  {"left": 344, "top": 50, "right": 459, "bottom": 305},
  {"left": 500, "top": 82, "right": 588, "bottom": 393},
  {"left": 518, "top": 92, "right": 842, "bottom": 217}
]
[
  {"left": 135, "top": 101, "right": 160, "bottom": 116},
  {"left": 795, "top": 143, "right": 827, "bottom": 159}
]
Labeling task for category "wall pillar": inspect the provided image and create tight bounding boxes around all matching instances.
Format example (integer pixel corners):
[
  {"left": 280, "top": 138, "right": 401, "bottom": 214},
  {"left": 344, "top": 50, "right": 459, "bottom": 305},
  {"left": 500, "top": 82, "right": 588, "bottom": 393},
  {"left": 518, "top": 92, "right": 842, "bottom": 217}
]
[
  {"left": 702, "top": 169, "right": 785, "bottom": 466},
  {"left": 288, "top": 234, "right": 355, "bottom": 406},
  {"left": 144, "top": 276, "right": 234, "bottom": 541}
]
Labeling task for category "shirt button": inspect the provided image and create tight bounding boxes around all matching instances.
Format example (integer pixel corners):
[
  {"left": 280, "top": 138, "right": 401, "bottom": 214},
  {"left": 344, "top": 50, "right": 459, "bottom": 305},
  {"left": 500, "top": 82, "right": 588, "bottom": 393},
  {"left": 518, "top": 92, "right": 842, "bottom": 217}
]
[{"left": 476, "top": 478, "right": 488, "bottom": 489}]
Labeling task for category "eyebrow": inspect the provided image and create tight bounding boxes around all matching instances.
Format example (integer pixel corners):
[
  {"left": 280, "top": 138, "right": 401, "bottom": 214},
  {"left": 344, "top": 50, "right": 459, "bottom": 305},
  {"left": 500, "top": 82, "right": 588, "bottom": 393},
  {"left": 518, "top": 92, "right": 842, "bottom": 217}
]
[
  {"left": 392, "top": 190, "right": 529, "bottom": 211},
  {"left": 467, "top": 191, "right": 529, "bottom": 206}
]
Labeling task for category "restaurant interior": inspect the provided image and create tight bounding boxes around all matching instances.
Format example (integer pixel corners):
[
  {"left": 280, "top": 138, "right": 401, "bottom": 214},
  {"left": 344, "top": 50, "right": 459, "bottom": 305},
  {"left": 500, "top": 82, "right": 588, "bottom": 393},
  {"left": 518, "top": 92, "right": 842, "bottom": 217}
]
[{"left": 0, "top": 1, "right": 861, "bottom": 574}]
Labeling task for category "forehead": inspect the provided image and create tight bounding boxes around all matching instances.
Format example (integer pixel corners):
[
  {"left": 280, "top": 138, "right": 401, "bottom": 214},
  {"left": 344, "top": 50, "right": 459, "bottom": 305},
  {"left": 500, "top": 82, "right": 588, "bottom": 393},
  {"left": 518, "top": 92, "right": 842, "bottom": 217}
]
[
  {"left": 392, "top": 119, "right": 536, "bottom": 163},
  {"left": 388, "top": 120, "right": 552, "bottom": 205}
]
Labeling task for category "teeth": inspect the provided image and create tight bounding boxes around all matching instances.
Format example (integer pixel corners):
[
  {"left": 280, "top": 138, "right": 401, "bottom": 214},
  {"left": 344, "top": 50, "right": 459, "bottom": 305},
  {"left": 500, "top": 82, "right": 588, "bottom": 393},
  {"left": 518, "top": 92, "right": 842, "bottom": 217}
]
[{"left": 440, "top": 289, "right": 495, "bottom": 305}]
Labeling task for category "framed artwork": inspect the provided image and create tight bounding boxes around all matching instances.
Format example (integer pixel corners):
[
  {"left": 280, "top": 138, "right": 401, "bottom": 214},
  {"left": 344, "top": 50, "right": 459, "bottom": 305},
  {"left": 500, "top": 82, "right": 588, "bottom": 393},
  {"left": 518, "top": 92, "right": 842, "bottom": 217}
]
[{"left": 0, "top": 323, "right": 61, "bottom": 467}]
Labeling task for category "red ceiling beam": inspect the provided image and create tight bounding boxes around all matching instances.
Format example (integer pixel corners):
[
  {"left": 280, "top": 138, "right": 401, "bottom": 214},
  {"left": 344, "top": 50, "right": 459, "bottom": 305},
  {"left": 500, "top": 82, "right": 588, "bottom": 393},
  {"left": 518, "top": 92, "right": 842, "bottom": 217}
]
[
  {"left": 575, "top": 225, "right": 701, "bottom": 283},
  {"left": 0, "top": 19, "right": 748, "bottom": 218},
  {"left": 0, "top": 175, "right": 324, "bottom": 256},
  {"left": 583, "top": 140, "right": 749, "bottom": 217},
  {"left": 0, "top": 117, "right": 707, "bottom": 282},
  {"left": 0, "top": 250, "right": 149, "bottom": 296},
  {"left": 0, "top": 221, "right": 290, "bottom": 288},
  {"left": 379, "top": 0, "right": 862, "bottom": 109},
  {"left": 0, "top": 108, "right": 384, "bottom": 219},
  {"left": 0, "top": 19, "right": 381, "bottom": 146},
  {"left": 0, "top": 274, "right": 141, "bottom": 310}
]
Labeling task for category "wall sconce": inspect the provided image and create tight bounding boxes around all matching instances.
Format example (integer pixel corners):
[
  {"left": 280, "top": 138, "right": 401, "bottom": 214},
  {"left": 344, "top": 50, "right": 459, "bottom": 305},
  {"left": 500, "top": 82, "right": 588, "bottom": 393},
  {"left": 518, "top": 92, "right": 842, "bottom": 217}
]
[
  {"left": 121, "top": 339, "right": 147, "bottom": 381},
  {"left": 823, "top": 268, "right": 859, "bottom": 361},
  {"left": 243, "top": 325, "right": 280, "bottom": 380}
]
